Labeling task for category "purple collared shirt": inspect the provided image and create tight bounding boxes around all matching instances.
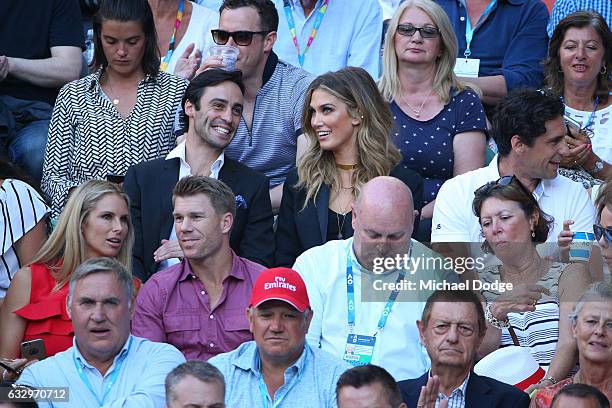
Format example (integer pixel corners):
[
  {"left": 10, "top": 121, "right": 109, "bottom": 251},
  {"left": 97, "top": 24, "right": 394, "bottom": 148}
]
[{"left": 132, "top": 253, "right": 265, "bottom": 360}]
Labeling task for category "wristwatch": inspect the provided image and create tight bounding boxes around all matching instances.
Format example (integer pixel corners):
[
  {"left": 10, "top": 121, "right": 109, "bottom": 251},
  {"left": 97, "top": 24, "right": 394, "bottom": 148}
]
[{"left": 592, "top": 160, "right": 604, "bottom": 174}]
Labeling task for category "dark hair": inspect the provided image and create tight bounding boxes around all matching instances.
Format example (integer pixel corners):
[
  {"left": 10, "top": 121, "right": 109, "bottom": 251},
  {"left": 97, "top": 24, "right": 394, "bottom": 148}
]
[
  {"left": 180, "top": 69, "right": 245, "bottom": 131},
  {"left": 544, "top": 11, "right": 611, "bottom": 105},
  {"left": 551, "top": 383, "right": 610, "bottom": 408},
  {"left": 492, "top": 89, "right": 564, "bottom": 157},
  {"left": 219, "top": 0, "right": 279, "bottom": 32},
  {"left": 0, "top": 156, "right": 47, "bottom": 200},
  {"left": 472, "top": 177, "right": 554, "bottom": 248},
  {"left": 173, "top": 176, "right": 236, "bottom": 220},
  {"left": 421, "top": 290, "right": 486, "bottom": 336},
  {"left": 165, "top": 360, "right": 225, "bottom": 405},
  {"left": 595, "top": 178, "right": 612, "bottom": 221},
  {"left": 93, "top": 0, "right": 160, "bottom": 76},
  {"left": 336, "top": 365, "right": 403, "bottom": 408}
]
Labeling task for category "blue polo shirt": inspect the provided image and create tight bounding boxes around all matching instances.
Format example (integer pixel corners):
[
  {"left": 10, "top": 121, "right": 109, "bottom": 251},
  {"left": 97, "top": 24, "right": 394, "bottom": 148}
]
[{"left": 437, "top": 0, "right": 549, "bottom": 91}]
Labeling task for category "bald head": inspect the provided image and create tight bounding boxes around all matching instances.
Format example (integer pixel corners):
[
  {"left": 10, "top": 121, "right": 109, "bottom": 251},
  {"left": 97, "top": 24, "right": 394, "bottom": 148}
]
[{"left": 352, "top": 177, "right": 416, "bottom": 270}]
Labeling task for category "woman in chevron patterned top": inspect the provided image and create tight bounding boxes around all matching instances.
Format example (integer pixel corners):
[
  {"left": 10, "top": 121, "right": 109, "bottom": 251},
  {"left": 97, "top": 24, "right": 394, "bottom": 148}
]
[{"left": 41, "top": 0, "right": 188, "bottom": 217}]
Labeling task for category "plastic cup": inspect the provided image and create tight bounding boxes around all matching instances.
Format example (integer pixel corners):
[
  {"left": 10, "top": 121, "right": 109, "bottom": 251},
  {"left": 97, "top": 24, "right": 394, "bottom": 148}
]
[
  {"left": 208, "top": 45, "right": 239, "bottom": 71},
  {"left": 569, "top": 232, "right": 595, "bottom": 262}
]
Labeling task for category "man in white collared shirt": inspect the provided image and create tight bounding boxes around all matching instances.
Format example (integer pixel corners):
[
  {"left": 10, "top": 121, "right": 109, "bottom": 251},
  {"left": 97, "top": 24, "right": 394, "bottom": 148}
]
[
  {"left": 432, "top": 89, "right": 595, "bottom": 254},
  {"left": 124, "top": 69, "right": 274, "bottom": 281}
]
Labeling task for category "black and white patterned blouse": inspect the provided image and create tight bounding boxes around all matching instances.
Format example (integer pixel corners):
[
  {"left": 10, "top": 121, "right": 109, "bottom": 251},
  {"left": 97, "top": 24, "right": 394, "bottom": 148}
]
[{"left": 42, "top": 68, "right": 188, "bottom": 216}]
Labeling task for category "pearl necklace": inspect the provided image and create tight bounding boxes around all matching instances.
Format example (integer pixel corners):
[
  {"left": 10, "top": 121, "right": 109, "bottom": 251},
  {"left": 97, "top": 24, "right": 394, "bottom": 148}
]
[{"left": 402, "top": 88, "right": 434, "bottom": 118}]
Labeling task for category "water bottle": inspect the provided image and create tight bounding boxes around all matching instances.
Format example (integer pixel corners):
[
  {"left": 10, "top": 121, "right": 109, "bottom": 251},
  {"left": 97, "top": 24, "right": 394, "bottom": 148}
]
[{"left": 84, "top": 29, "right": 95, "bottom": 67}]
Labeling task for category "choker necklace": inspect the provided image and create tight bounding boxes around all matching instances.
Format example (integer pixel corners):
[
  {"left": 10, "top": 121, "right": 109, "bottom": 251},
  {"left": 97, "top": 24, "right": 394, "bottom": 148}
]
[
  {"left": 403, "top": 88, "right": 434, "bottom": 118},
  {"left": 336, "top": 163, "right": 358, "bottom": 170}
]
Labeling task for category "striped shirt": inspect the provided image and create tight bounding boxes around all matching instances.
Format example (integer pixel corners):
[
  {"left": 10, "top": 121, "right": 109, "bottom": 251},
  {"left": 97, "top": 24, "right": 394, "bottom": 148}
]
[
  {"left": 224, "top": 53, "right": 313, "bottom": 187},
  {"left": 0, "top": 179, "right": 49, "bottom": 297},
  {"left": 42, "top": 68, "right": 188, "bottom": 217},
  {"left": 547, "top": 0, "right": 612, "bottom": 37},
  {"left": 480, "top": 263, "right": 567, "bottom": 370},
  {"left": 435, "top": 371, "right": 470, "bottom": 408}
]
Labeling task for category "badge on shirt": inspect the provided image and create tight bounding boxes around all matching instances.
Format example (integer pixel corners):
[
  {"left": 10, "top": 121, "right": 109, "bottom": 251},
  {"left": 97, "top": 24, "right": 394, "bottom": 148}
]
[
  {"left": 454, "top": 58, "right": 480, "bottom": 78},
  {"left": 343, "top": 334, "right": 376, "bottom": 366}
]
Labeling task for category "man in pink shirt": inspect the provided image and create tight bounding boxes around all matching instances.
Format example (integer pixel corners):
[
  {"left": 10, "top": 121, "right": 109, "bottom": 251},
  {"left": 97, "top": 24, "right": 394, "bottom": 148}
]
[{"left": 132, "top": 175, "right": 266, "bottom": 360}]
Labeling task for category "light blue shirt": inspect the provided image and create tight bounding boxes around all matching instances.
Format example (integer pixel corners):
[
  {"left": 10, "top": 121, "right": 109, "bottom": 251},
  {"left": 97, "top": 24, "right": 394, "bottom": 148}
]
[
  {"left": 272, "top": 0, "right": 382, "bottom": 78},
  {"left": 18, "top": 335, "right": 185, "bottom": 407},
  {"left": 209, "top": 341, "right": 350, "bottom": 408},
  {"left": 194, "top": 0, "right": 222, "bottom": 11},
  {"left": 547, "top": 0, "right": 612, "bottom": 37}
]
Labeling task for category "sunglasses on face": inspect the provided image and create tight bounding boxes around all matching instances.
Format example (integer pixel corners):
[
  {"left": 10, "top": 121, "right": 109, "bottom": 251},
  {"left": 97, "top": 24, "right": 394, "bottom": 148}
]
[
  {"left": 593, "top": 224, "right": 612, "bottom": 243},
  {"left": 396, "top": 24, "right": 440, "bottom": 39},
  {"left": 211, "top": 29, "right": 270, "bottom": 46}
]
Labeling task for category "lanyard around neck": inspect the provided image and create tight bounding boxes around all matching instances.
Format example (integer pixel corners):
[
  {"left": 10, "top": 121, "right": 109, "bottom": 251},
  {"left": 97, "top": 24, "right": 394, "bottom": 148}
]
[
  {"left": 345, "top": 243, "right": 411, "bottom": 336},
  {"left": 463, "top": 0, "right": 497, "bottom": 58},
  {"left": 73, "top": 336, "right": 132, "bottom": 407},
  {"left": 562, "top": 95, "right": 599, "bottom": 130},
  {"left": 160, "top": 0, "right": 186, "bottom": 72},
  {"left": 283, "top": 0, "right": 329, "bottom": 67}
]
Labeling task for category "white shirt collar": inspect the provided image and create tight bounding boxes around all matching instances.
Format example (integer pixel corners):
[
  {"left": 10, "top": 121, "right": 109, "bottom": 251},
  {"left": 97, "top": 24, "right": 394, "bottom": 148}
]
[{"left": 166, "top": 141, "right": 225, "bottom": 179}]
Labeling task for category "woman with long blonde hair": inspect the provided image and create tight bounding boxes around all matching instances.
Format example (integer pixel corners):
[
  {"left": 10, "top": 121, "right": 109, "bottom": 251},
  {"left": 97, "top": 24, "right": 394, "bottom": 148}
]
[
  {"left": 0, "top": 180, "right": 134, "bottom": 367},
  {"left": 275, "top": 67, "right": 423, "bottom": 267},
  {"left": 379, "top": 0, "right": 487, "bottom": 241}
]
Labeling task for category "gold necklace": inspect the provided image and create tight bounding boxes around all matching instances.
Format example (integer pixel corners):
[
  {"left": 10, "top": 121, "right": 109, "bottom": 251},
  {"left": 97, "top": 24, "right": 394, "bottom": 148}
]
[
  {"left": 335, "top": 190, "right": 354, "bottom": 239},
  {"left": 336, "top": 163, "right": 358, "bottom": 170},
  {"left": 402, "top": 88, "right": 434, "bottom": 118}
]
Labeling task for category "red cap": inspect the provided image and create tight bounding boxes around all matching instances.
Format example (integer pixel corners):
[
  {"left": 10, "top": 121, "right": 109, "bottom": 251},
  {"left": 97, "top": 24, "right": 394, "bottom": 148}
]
[{"left": 249, "top": 267, "right": 310, "bottom": 312}]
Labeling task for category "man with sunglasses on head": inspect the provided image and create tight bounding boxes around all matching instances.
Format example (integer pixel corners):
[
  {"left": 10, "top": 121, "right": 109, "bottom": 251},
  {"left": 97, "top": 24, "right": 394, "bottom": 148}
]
[
  {"left": 195, "top": 0, "right": 314, "bottom": 213},
  {"left": 432, "top": 89, "right": 596, "bottom": 260}
]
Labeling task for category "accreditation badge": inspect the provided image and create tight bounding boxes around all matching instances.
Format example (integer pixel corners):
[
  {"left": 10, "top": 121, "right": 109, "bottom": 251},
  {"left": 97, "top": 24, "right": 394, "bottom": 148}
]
[
  {"left": 454, "top": 58, "right": 480, "bottom": 78},
  {"left": 343, "top": 334, "right": 376, "bottom": 366}
]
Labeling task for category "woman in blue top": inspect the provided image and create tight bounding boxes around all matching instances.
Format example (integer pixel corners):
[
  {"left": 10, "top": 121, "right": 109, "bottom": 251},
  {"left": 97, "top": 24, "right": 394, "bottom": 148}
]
[{"left": 379, "top": 0, "right": 487, "bottom": 241}]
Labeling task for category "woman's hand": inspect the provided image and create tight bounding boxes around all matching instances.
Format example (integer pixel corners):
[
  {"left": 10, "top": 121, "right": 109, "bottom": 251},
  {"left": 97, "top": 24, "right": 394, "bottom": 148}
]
[
  {"left": 173, "top": 43, "right": 202, "bottom": 80},
  {"left": 560, "top": 127, "right": 592, "bottom": 169},
  {"left": 490, "top": 284, "right": 550, "bottom": 321},
  {"left": 0, "top": 358, "right": 36, "bottom": 382}
]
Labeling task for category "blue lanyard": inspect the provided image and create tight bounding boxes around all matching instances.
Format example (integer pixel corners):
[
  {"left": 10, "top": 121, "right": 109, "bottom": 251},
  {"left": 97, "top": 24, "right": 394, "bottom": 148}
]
[
  {"left": 283, "top": 0, "right": 329, "bottom": 67},
  {"left": 562, "top": 95, "right": 599, "bottom": 131},
  {"left": 73, "top": 337, "right": 132, "bottom": 407},
  {"left": 345, "top": 244, "right": 411, "bottom": 336},
  {"left": 463, "top": 0, "right": 497, "bottom": 58}
]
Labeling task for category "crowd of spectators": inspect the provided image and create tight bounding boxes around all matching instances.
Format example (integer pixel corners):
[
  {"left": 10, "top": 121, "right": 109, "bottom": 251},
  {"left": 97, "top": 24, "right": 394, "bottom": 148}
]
[{"left": 0, "top": 0, "right": 611, "bottom": 406}]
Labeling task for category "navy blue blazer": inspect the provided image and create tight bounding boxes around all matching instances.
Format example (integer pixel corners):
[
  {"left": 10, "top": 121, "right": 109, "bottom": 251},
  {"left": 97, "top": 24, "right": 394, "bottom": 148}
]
[
  {"left": 274, "top": 166, "right": 424, "bottom": 267},
  {"left": 124, "top": 156, "right": 274, "bottom": 282},
  {"left": 398, "top": 372, "right": 530, "bottom": 408}
]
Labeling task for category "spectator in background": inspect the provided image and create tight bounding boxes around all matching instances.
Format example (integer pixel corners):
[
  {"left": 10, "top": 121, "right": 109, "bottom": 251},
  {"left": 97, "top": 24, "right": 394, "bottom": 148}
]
[
  {"left": 195, "top": 0, "right": 313, "bottom": 212},
  {"left": 436, "top": 0, "right": 548, "bottom": 110},
  {"left": 0, "top": 0, "right": 83, "bottom": 181},
  {"left": 165, "top": 361, "right": 226, "bottom": 408},
  {"left": 275, "top": 67, "right": 423, "bottom": 267},
  {"left": 593, "top": 180, "right": 612, "bottom": 280},
  {"left": 432, "top": 90, "right": 595, "bottom": 251},
  {"left": 0, "top": 158, "right": 49, "bottom": 305},
  {"left": 547, "top": 0, "right": 611, "bottom": 37},
  {"left": 397, "top": 290, "right": 530, "bottom": 408},
  {"left": 41, "top": 0, "right": 188, "bottom": 217},
  {"left": 208, "top": 267, "right": 350, "bottom": 407},
  {"left": 271, "top": 0, "right": 382, "bottom": 78},
  {"left": 336, "top": 365, "right": 407, "bottom": 408},
  {"left": 132, "top": 176, "right": 265, "bottom": 360},
  {"left": 533, "top": 282, "right": 612, "bottom": 407},
  {"left": 379, "top": 0, "right": 486, "bottom": 241},
  {"left": 124, "top": 69, "right": 273, "bottom": 281},
  {"left": 149, "top": 0, "right": 218, "bottom": 79},
  {"left": 544, "top": 12, "right": 612, "bottom": 189},
  {"left": 550, "top": 384, "right": 610, "bottom": 408},
  {"left": 16, "top": 257, "right": 185, "bottom": 408},
  {"left": 0, "top": 181, "right": 133, "bottom": 373}
]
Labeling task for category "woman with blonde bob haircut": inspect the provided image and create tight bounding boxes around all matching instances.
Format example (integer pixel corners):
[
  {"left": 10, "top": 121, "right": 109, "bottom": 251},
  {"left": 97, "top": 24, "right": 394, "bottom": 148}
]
[
  {"left": 0, "top": 180, "right": 135, "bottom": 369},
  {"left": 275, "top": 67, "right": 424, "bottom": 267},
  {"left": 379, "top": 0, "right": 487, "bottom": 241}
]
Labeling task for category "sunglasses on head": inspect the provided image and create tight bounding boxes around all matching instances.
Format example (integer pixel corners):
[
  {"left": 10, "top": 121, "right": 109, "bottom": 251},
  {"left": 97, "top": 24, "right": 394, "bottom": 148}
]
[
  {"left": 593, "top": 224, "right": 612, "bottom": 243},
  {"left": 396, "top": 24, "right": 440, "bottom": 39},
  {"left": 211, "top": 29, "right": 270, "bottom": 46},
  {"left": 474, "top": 175, "right": 533, "bottom": 200}
]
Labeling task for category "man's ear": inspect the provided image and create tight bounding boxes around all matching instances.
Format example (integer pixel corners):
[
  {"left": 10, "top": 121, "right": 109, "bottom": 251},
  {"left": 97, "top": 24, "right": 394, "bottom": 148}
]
[
  {"left": 184, "top": 100, "right": 195, "bottom": 117},
  {"left": 263, "top": 31, "right": 277, "bottom": 53},
  {"left": 510, "top": 134, "right": 526, "bottom": 154},
  {"left": 246, "top": 307, "right": 254, "bottom": 334},
  {"left": 220, "top": 212, "right": 233, "bottom": 234},
  {"left": 416, "top": 319, "right": 426, "bottom": 344},
  {"left": 66, "top": 298, "right": 72, "bottom": 319}
]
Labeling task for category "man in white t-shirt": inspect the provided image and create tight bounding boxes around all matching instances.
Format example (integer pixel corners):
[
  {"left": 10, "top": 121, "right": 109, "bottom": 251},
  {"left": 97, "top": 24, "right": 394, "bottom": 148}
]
[{"left": 432, "top": 89, "right": 595, "bottom": 250}]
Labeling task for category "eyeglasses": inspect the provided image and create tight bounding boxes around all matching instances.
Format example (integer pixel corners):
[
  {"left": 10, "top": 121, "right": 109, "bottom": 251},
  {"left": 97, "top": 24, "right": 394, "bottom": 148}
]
[
  {"left": 211, "top": 29, "right": 270, "bottom": 46},
  {"left": 593, "top": 224, "right": 612, "bottom": 243},
  {"left": 474, "top": 175, "right": 533, "bottom": 200},
  {"left": 396, "top": 24, "right": 440, "bottom": 39}
]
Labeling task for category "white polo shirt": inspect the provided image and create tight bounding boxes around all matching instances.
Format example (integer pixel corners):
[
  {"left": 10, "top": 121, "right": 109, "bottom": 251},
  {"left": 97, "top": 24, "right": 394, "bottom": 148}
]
[{"left": 431, "top": 156, "right": 596, "bottom": 243}]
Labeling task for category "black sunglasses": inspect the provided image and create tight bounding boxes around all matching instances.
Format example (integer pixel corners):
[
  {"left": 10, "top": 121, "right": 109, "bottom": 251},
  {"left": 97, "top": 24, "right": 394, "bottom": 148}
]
[
  {"left": 593, "top": 224, "right": 612, "bottom": 243},
  {"left": 474, "top": 175, "right": 533, "bottom": 200},
  {"left": 211, "top": 29, "right": 270, "bottom": 46},
  {"left": 396, "top": 24, "right": 439, "bottom": 39}
]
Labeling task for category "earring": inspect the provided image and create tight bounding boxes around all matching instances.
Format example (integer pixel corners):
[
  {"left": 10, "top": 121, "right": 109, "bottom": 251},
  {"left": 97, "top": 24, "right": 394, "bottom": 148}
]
[
  {"left": 531, "top": 230, "right": 536, "bottom": 238},
  {"left": 360, "top": 115, "right": 364, "bottom": 119},
  {"left": 601, "top": 65, "right": 607, "bottom": 75}
]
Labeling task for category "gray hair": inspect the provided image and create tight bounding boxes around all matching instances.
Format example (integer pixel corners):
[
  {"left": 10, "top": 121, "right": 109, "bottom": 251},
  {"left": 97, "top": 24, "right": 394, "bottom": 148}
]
[
  {"left": 68, "top": 257, "right": 134, "bottom": 306},
  {"left": 165, "top": 360, "right": 225, "bottom": 405},
  {"left": 569, "top": 282, "right": 612, "bottom": 322}
]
